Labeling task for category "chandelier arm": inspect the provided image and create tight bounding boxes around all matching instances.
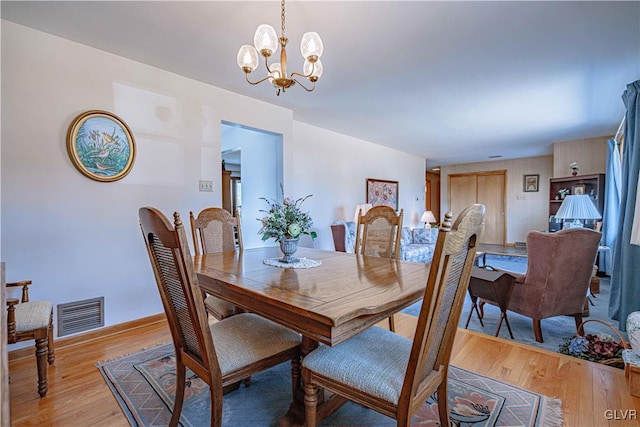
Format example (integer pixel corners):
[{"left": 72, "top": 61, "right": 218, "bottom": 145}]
[
  {"left": 291, "top": 71, "right": 313, "bottom": 79},
  {"left": 244, "top": 73, "right": 273, "bottom": 86},
  {"left": 264, "top": 56, "right": 275, "bottom": 74},
  {"left": 291, "top": 78, "right": 315, "bottom": 92}
]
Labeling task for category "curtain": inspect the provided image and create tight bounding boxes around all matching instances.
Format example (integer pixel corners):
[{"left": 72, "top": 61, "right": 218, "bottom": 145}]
[
  {"left": 609, "top": 80, "right": 640, "bottom": 331},
  {"left": 601, "top": 138, "right": 621, "bottom": 275}
]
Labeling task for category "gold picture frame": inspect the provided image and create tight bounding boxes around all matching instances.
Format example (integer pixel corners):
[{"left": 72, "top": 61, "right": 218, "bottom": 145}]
[{"left": 66, "top": 110, "right": 136, "bottom": 182}]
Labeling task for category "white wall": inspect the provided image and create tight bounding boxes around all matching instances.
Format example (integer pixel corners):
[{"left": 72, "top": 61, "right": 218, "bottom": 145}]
[
  {"left": 553, "top": 135, "right": 608, "bottom": 178},
  {"left": 1, "top": 22, "right": 426, "bottom": 344},
  {"left": 1, "top": 22, "right": 294, "bottom": 339},
  {"left": 441, "top": 155, "right": 553, "bottom": 244},
  {"left": 290, "top": 122, "right": 427, "bottom": 251}
]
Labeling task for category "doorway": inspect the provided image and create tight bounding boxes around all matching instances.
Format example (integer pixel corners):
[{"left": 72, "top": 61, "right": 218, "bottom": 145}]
[
  {"left": 221, "top": 122, "right": 283, "bottom": 249},
  {"left": 222, "top": 148, "right": 241, "bottom": 216}
]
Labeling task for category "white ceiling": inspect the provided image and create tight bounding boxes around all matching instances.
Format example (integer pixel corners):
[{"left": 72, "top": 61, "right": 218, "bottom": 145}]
[{"left": 3, "top": 1, "right": 639, "bottom": 169}]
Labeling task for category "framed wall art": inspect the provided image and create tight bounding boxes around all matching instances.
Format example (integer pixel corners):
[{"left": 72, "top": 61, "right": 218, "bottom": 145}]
[
  {"left": 523, "top": 174, "right": 539, "bottom": 192},
  {"left": 66, "top": 110, "right": 136, "bottom": 182},
  {"left": 366, "top": 178, "right": 399, "bottom": 210}
]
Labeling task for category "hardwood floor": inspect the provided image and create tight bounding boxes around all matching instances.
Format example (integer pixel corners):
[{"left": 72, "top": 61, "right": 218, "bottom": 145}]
[{"left": 7, "top": 313, "right": 640, "bottom": 426}]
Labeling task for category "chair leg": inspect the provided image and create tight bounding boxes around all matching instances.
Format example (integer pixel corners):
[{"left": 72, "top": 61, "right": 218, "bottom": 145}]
[
  {"left": 303, "top": 379, "right": 319, "bottom": 427},
  {"left": 436, "top": 375, "right": 450, "bottom": 427},
  {"left": 290, "top": 356, "right": 301, "bottom": 401},
  {"left": 47, "top": 311, "right": 55, "bottom": 365},
  {"left": 34, "top": 333, "right": 49, "bottom": 397},
  {"left": 169, "top": 360, "right": 186, "bottom": 427},
  {"left": 210, "top": 384, "right": 222, "bottom": 427},
  {"left": 573, "top": 313, "right": 583, "bottom": 333},
  {"left": 388, "top": 314, "right": 396, "bottom": 332},
  {"left": 532, "top": 319, "right": 544, "bottom": 343}
]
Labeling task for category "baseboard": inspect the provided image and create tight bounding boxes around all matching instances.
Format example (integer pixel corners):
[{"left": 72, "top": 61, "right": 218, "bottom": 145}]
[{"left": 8, "top": 313, "right": 166, "bottom": 362}]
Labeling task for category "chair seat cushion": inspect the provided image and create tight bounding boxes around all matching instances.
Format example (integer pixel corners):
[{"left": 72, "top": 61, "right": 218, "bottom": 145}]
[
  {"left": 15, "top": 301, "right": 53, "bottom": 332},
  {"left": 211, "top": 313, "right": 300, "bottom": 375},
  {"left": 302, "top": 326, "right": 412, "bottom": 404},
  {"left": 204, "top": 295, "right": 235, "bottom": 319}
]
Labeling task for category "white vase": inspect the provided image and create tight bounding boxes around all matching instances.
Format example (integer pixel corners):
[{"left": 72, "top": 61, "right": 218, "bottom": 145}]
[{"left": 627, "top": 311, "right": 640, "bottom": 356}]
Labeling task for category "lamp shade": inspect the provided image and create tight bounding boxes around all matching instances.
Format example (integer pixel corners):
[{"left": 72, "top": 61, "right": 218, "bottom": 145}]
[
  {"left": 253, "top": 24, "right": 278, "bottom": 55},
  {"left": 237, "top": 45, "right": 259, "bottom": 71},
  {"left": 354, "top": 204, "right": 373, "bottom": 223},
  {"left": 300, "top": 32, "right": 323, "bottom": 59},
  {"left": 420, "top": 211, "right": 437, "bottom": 224},
  {"left": 555, "top": 195, "right": 602, "bottom": 220}
]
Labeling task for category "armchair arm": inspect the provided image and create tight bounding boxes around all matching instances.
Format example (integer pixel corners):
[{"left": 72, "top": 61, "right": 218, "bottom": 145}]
[{"left": 6, "top": 280, "right": 32, "bottom": 303}]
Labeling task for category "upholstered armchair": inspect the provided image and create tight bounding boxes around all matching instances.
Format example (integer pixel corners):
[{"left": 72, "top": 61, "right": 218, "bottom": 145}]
[{"left": 483, "top": 228, "right": 601, "bottom": 343}]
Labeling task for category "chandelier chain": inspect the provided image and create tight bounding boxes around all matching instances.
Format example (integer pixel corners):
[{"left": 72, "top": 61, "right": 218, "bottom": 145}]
[{"left": 281, "top": 0, "right": 286, "bottom": 38}]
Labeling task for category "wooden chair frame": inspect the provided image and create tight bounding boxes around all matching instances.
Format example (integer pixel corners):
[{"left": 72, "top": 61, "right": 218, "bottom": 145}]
[
  {"left": 355, "top": 205, "right": 404, "bottom": 330},
  {"left": 302, "top": 205, "right": 485, "bottom": 427},
  {"left": 6, "top": 280, "right": 55, "bottom": 397},
  {"left": 189, "top": 207, "right": 243, "bottom": 255},
  {"left": 139, "top": 207, "right": 300, "bottom": 426},
  {"left": 355, "top": 205, "right": 403, "bottom": 259},
  {"left": 189, "top": 207, "right": 243, "bottom": 320}
]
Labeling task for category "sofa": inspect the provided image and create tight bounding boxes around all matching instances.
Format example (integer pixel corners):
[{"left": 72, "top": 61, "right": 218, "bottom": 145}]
[
  {"left": 330, "top": 221, "right": 438, "bottom": 263},
  {"left": 399, "top": 226, "right": 439, "bottom": 263}
]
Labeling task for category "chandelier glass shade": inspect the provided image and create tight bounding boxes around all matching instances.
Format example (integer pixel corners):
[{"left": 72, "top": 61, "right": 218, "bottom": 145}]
[{"left": 236, "top": 0, "right": 323, "bottom": 95}]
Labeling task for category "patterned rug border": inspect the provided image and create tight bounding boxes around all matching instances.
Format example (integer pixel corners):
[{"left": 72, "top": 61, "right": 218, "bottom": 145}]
[{"left": 98, "top": 342, "right": 563, "bottom": 427}]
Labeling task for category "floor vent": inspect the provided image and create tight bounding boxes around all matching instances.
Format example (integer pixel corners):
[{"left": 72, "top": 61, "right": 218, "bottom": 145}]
[
  {"left": 515, "top": 241, "right": 527, "bottom": 248},
  {"left": 57, "top": 297, "right": 104, "bottom": 337}
]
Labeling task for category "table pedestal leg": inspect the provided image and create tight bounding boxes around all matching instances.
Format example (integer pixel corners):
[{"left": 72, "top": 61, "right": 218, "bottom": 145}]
[{"left": 280, "top": 337, "right": 347, "bottom": 426}]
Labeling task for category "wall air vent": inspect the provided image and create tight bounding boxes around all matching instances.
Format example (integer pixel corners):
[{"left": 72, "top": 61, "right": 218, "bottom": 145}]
[
  {"left": 57, "top": 297, "right": 104, "bottom": 337},
  {"left": 515, "top": 241, "right": 527, "bottom": 248}
]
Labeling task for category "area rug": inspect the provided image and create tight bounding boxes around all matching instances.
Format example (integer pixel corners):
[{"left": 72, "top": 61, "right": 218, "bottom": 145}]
[{"left": 98, "top": 342, "right": 562, "bottom": 427}]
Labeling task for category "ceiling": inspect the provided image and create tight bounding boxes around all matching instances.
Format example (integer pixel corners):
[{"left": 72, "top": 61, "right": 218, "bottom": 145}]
[{"left": 3, "top": 1, "right": 639, "bottom": 169}]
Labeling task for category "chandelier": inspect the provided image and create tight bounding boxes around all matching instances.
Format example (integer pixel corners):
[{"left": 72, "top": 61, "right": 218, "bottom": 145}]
[{"left": 236, "top": 0, "right": 323, "bottom": 96}]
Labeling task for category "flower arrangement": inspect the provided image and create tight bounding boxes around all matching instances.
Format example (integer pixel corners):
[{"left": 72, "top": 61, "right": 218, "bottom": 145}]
[
  {"left": 258, "top": 192, "right": 318, "bottom": 242},
  {"left": 558, "top": 333, "right": 626, "bottom": 368},
  {"left": 557, "top": 188, "right": 570, "bottom": 199},
  {"left": 570, "top": 162, "right": 579, "bottom": 176}
]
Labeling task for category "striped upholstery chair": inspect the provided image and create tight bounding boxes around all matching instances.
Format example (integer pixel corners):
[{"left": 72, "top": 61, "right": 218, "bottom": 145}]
[
  {"left": 189, "top": 207, "right": 243, "bottom": 320},
  {"left": 139, "top": 207, "right": 301, "bottom": 427},
  {"left": 302, "top": 205, "right": 485, "bottom": 427},
  {"left": 6, "top": 280, "right": 55, "bottom": 397}
]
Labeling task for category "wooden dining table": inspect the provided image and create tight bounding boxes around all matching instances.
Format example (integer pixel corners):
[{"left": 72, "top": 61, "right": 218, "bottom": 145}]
[{"left": 194, "top": 246, "right": 431, "bottom": 424}]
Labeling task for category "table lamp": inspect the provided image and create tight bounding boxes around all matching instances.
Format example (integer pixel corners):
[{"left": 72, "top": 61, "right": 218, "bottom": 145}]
[
  {"left": 554, "top": 195, "right": 601, "bottom": 229},
  {"left": 353, "top": 203, "right": 373, "bottom": 223},
  {"left": 420, "top": 210, "right": 437, "bottom": 228}
]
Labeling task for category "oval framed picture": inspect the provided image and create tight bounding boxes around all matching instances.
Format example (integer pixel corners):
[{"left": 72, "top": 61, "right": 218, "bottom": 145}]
[{"left": 66, "top": 110, "right": 136, "bottom": 182}]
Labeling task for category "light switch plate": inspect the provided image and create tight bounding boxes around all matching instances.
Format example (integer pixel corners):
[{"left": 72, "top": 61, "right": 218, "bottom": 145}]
[{"left": 199, "top": 180, "right": 213, "bottom": 192}]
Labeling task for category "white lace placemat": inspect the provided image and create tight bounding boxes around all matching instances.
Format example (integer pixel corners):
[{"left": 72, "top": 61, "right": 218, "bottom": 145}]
[{"left": 263, "top": 257, "right": 322, "bottom": 269}]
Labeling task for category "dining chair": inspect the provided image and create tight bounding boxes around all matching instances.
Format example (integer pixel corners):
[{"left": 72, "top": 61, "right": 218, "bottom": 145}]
[
  {"left": 355, "top": 205, "right": 404, "bottom": 331},
  {"left": 302, "top": 204, "right": 485, "bottom": 427},
  {"left": 189, "top": 207, "right": 243, "bottom": 320},
  {"left": 6, "top": 279, "right": 55, "bottom": 397},
  {"left": 139, "top": 207, "right": 301, "bottom": 427}
]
